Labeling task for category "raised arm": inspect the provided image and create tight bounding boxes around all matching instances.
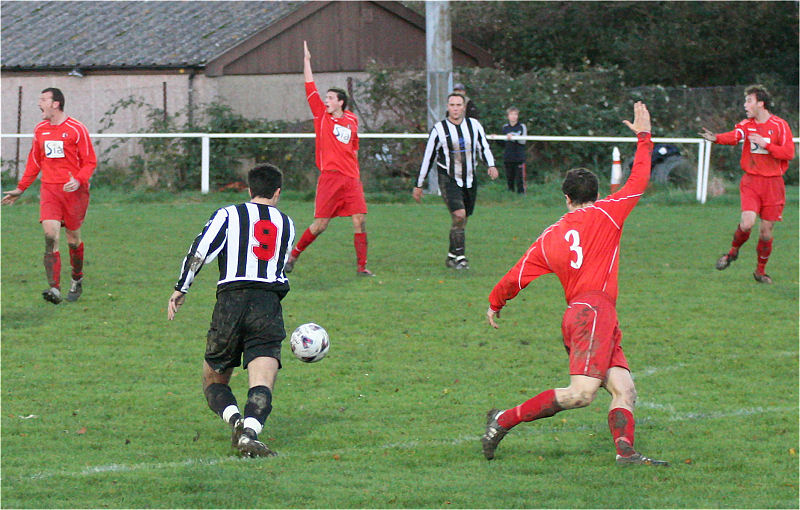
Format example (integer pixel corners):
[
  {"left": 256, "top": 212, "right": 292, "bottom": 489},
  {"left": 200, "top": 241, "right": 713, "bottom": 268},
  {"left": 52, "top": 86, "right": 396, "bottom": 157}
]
[
  {"left": 303, "top": 40, "right": 313, "bottom": 83},
  {"left": 599, "top": 102, "right": 653, "bottom": 224}
]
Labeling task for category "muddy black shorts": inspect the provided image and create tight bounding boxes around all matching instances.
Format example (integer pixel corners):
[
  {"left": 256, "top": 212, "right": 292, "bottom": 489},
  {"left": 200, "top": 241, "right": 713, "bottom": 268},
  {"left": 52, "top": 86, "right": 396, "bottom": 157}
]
[
  {"left": 205, "top": 287, "right": 285, "bottom": 372},
  {"left": 438, "top": 172, "right": 477, "bottom": 216}
]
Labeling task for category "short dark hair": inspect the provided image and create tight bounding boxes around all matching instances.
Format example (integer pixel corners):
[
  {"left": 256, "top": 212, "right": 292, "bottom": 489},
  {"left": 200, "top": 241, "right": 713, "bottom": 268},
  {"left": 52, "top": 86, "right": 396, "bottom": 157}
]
[
  {"left": 248, "top": 164, "right": 282, "bottom": 199},
  {"left": 745, "top": 84, "right": 771, "bottom": 110},
  {"left": 448, "top": 93, "right": 465, "bottom": 103},
  {"left": 42, "top": 87, "right": 65, "bottom": 111},
  {"left": 562, "top": 168, "right": 598, "bottom": 205},
  {"left": 327, "top": 88, "right": 348, "bottom": 110}
]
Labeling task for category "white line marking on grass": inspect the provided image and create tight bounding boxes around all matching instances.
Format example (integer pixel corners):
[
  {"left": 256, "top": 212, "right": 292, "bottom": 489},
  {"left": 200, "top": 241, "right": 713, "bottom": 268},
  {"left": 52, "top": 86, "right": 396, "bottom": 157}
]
[
  {"left": 13, "top": 405, "right": 796, "bottom": 482},
  {"left": 634, "top": 350, "right": 796, "bottom": 379},
  {"left": 25, "top": 457, "right": 246, "bottom": 480},
  {"left": 665, "top": 405, "right": 796, "bottom": 422}
]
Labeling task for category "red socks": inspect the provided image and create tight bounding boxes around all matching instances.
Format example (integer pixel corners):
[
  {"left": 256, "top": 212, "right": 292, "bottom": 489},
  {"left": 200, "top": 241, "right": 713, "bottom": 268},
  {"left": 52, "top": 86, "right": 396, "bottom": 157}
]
[
  {"left": 291, "top": 228, "right": 318, "bottom": 259},
  {"left": 497, "top": 389, "right": 562, "bottom": 429},
  {"left": 756, "top": 238, "right": 773, "bottom": 274},
  {"left": 290, "top": 229, "right": 369, "bottom": 271},
  {"left": 44, "top": 252, "right": 61, "bottom": 289},
  {"left": 69, "top": 242, "right": 84, "bottom": 280},
  {"left": 608, "top": 407, "right": 636, "bottom": 456},
  {"left": 730, "top": 225, "right": 751, "bottom": 254},
  {"left": 354, "top": 232, "right": 368, "bottom": 271}
]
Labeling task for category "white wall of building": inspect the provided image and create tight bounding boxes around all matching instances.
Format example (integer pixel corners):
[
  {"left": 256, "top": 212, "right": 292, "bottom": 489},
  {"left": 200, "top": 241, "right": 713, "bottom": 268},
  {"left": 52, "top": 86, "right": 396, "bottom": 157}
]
[
  {"left": 1, "top": 71, "right": 368, "bottom": 180},
  {"left": 215, "top": 72, "right": 368, "bottom": 123}
]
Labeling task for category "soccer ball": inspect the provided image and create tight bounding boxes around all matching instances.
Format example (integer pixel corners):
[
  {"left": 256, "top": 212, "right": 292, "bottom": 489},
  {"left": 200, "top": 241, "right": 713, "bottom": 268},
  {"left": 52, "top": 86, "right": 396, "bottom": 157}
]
[{"left": 290, "top": 323, "right": 330, "bottom": 363}]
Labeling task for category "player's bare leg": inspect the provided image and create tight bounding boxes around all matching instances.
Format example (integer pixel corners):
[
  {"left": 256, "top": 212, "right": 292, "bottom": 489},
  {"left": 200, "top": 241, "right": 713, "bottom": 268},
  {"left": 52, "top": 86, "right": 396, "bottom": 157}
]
[
  {"left": 286, "top": 218, "right": 331, "bottom": 273},
  {"left": 605, "top": 367, "right": 668, "bottom": 466},
  {"left": 41, "top": 220, "right": 62, "bottom": 304},
  {"left": 446, "top": 210, "right": 468, "bottom": 270},
  {"left": 65, "top": 228, "right": 84, "bottom": 301},
  {"left": 753, "top": 219, "right": 774, "bottom": 283},
  {"left": 483, "top": 377, "right": 598, "bottom": 461},
  {"left": 352, "top": 213, "right": 373, "bottom": 276}
]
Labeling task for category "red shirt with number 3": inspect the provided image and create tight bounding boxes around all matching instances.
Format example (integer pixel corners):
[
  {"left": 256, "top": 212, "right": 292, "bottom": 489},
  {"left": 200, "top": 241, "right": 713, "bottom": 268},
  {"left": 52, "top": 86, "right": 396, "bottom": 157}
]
[{"left": 489, "top": 133, "right": 653, "bottom": 310}]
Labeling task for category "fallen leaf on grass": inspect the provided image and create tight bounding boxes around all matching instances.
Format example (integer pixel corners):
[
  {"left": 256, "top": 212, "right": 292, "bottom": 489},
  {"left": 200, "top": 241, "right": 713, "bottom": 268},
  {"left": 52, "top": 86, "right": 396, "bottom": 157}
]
[
  {"left": 684, "top": 458, "right": 693, "bottom": 464},
  {"left": 790, "top": 448, "right": 796, "bottom": 456},
  {"left": 76, "top": 427, "right": 87, "bottom": 434},
  {"left": 333, "top": 454, "right": 340, "bottom": 461}
]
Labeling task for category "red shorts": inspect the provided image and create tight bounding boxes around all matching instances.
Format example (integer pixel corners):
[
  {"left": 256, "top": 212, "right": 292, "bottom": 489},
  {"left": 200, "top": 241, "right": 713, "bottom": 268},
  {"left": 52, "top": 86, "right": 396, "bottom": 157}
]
[
  {"left": 740, "top": 173, "right": 785, "bottom": 222},
  {"left": 39, "top": 182, "right": 90, "bottom": 231},
  {"left": 314, "top": 171, "right": 367, "bottom": 218},
  {"left": 561, "top": 291, "right": 629, "bottom": 380}
]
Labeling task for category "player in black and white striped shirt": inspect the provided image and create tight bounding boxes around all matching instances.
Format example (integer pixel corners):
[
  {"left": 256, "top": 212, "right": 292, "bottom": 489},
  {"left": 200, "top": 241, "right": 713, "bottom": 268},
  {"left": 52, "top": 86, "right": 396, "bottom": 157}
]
[
  {"left": 413, "top": 93, "right": 498, "bottom": 270},
  {"left": 167, "top": 164, "right": 295, "bottom": 457}
]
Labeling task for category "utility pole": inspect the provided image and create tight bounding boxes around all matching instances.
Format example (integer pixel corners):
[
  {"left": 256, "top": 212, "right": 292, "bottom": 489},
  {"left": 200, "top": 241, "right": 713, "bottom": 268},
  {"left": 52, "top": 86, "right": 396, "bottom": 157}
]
[{"left": 425, "top": 1, "right": 452, "bottom": 194}]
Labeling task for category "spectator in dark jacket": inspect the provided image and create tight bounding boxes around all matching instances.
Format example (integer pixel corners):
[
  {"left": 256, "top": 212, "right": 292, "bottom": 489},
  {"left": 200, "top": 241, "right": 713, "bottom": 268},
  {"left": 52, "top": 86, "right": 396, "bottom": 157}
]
[{"left": 500, "top": 107, "right": 528, "bottom": 193}]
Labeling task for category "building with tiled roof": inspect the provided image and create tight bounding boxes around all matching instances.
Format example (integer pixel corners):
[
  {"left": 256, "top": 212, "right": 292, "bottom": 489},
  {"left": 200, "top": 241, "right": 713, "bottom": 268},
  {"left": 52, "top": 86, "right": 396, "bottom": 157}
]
[{"left": 1, "top": 1, "right": 490, "bottom": 176}]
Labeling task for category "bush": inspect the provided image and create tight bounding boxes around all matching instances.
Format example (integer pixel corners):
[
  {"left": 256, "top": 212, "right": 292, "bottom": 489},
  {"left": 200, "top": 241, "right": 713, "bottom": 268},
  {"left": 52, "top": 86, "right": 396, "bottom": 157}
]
[
  {"left": 97, "top": 98, "right": 318, "bottom": 191},
  {"left": 94, "top": 68, "right": 797, "bottom": 191}
]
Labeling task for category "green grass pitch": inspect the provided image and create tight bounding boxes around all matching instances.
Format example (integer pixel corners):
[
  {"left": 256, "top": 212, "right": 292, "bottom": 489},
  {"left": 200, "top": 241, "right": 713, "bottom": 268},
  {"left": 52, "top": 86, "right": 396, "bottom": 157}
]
[{"left": 2, "top": 184, "right": 797, "bottom": 508}]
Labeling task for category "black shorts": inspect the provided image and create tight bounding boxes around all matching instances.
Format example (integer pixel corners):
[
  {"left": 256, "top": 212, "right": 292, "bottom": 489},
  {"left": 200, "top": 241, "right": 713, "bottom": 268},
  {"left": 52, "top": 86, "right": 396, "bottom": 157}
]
[
  {"left": 438, "top": 172, "right": 477, "bottom": 216},
  {"left": 205, "top": 288, "right": 285, "bottom": 372}
]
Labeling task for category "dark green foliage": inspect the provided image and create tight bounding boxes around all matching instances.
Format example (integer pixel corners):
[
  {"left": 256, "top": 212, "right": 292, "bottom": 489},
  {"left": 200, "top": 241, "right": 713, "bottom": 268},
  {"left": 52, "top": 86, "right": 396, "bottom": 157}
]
[
  {"left": 357, "top": 66, "right": 799, "bottom": 186},
  {"left": 408, "top": 1, "right": 799, "bottom": 87},
  {"left": 95, "top": 97, "right": 317, "bottom": 191}
]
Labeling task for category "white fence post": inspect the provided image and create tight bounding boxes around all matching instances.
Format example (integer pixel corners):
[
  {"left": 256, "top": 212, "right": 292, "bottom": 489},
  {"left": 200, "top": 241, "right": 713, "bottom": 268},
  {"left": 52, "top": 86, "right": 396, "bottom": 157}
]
[
  {"left": 201, "top": 135, "right": 210, "bottom": 194},
  {"left": 701, "top": 140, "right": 712, "bottom": 204},
  {"left": 696, "top": 141, "right": 705, "bottom": 202}
]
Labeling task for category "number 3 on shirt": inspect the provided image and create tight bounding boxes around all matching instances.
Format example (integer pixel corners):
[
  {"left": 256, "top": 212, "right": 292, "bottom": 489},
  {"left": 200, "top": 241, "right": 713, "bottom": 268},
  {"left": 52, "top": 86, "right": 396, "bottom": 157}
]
[
  {"left": 253, "top": 220, "right": 278, "bottom": 260},
  {"left": 564, "top": 229, "right": 583, "bottom": 269}
]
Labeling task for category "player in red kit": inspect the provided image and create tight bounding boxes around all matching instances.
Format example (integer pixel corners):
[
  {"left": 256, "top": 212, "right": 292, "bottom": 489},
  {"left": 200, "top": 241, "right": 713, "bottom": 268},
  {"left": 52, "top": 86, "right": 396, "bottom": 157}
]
[
  {"left": 2, "top": 88, "right": 96, "bottom": 304},
  {"left": 701, "top": 85, "right": 795, "bottom": 284},
  {"left": 482, "top": 102, "right": 668, "bottom": 467},
  {"left": 284, "top": 41, "right": 373, "bottom": 276}
]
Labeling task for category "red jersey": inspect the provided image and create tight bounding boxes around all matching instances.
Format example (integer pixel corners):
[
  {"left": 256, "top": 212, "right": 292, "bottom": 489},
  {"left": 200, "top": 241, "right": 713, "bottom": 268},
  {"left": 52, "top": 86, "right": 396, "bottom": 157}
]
[
  {"left": 489, "top": 132, "right": 653, "bottom": 311},
  {"left": 305, "top": 81, "right": 360, "bottom": 179},
  {"left": 19, "top": 117, "right": 97, "bottom": 191},
  {"left": 715, "top": 115, "right": 794, "bottom": 177}
]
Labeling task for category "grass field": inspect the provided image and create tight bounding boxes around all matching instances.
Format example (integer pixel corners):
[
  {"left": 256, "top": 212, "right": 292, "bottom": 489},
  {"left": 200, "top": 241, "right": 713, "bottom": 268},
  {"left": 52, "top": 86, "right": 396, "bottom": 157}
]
[{"left": 1, "top": 183, "right": 798, "bottom": 508}]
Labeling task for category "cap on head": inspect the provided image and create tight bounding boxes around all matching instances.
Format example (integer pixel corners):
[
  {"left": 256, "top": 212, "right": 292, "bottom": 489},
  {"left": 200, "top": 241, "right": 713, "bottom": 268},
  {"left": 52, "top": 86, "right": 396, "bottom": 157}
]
[{"left": 453, "top": 83, "right": 465, "bottom": 91}]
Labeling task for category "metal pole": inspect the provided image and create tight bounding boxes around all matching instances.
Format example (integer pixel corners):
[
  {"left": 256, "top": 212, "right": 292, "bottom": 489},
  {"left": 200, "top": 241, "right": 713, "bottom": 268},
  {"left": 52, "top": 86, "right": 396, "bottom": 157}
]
[
  {"left": 162, "top": 81, "right": 168, "bottom": 123},
  {"left": 201, "top": 135, "right": 210, "bottom": 194},
  {"left": 15, "top": 86, "right": 22, "bottom": 180},
  {"left": 425, "top": 1, "right": 451, "bottom": 195}
]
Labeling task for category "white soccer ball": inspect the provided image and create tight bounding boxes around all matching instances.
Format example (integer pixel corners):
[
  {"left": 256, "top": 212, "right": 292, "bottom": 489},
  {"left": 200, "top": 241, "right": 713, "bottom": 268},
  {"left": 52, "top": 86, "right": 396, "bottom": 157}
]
[{"left": 290, "top": 323, "right": 330, "bottom": 363}]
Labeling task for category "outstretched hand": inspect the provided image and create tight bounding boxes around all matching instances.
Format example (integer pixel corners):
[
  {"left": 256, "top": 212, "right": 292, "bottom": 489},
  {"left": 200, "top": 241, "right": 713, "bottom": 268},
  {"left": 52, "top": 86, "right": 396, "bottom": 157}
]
[
  {"left": 303, "top": 40, "right": 311, "bottom": 61},
  {"left": 1, "top": 188, "right": 23, "bottom": 205},
  {"left": 622, "top": 101, "right": 651, "bottom": 134},
  {"left": 698, "top": 127, "right": 716, "bottom": 142}
]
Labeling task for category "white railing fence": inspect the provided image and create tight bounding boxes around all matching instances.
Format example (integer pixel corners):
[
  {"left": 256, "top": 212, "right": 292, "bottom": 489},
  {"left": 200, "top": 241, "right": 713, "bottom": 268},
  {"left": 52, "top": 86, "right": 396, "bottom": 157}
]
[{"left": 3, "top": 132, "right": 798, "bottom": 203}]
